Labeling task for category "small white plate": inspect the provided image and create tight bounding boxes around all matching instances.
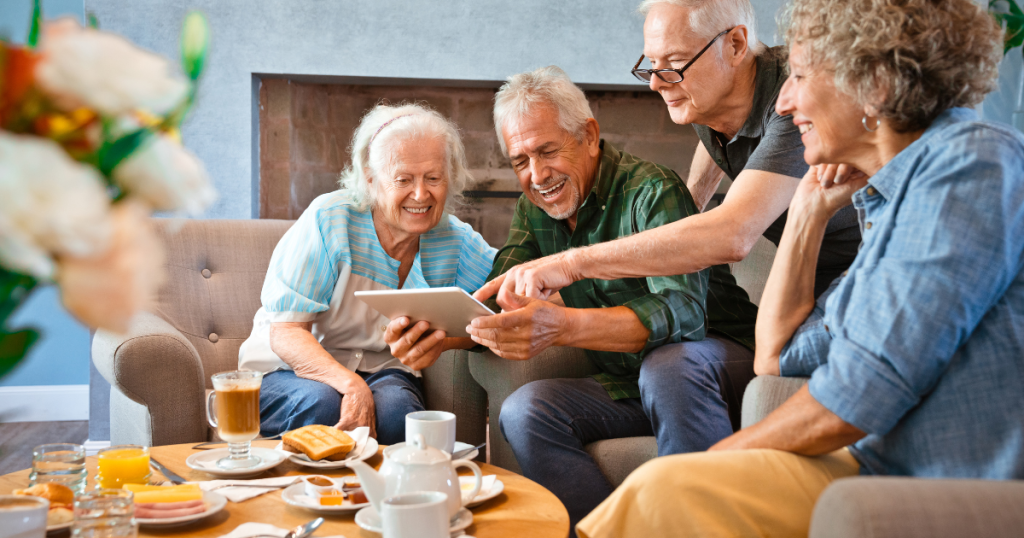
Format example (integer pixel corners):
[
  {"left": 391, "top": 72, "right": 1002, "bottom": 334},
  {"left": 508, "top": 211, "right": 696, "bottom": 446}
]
[
  {"left": 464, "top": 477, "right": 504, "bottom": 508},
  {"left": 280, "top": 482, "right": 369, "bottom": 514},
  {"left": 136, "top": 491, "right": 227, "bottom": 527},
  {"left": 383, "top": 441, "right": 479, "bottom": 461},
  {"left": 283, "top": 437, "right": 379, "bottom": 469},
  {"left": 355, "top": 506, "right": 473, "bottom": 535},
  {"left": 46, "top": 521, "right": 72, "bottom": 534},
  {"left": 185, "top": 447, "right": 288, "bottom": 478}
]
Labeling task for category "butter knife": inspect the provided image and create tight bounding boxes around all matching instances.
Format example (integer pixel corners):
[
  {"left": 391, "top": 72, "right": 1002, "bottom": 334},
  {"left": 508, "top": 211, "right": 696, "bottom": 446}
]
[{"left": 149, "top": 458, "right": 188, "bottom": 485}]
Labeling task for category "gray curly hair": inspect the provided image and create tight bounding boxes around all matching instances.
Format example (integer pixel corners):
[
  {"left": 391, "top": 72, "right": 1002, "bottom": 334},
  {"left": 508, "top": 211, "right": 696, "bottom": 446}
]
[
  {"left": 782, "top": 0, "right": 1004, "bottom": 133},
  {"left": 338, "top": 103, "right": 472, "bottom": 212}
]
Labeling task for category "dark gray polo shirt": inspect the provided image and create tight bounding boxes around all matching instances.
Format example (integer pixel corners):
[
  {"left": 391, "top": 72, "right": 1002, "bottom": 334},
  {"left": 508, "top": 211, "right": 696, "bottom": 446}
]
[{"left": 693, "top": 46, "right": 861, "bottom": 297}]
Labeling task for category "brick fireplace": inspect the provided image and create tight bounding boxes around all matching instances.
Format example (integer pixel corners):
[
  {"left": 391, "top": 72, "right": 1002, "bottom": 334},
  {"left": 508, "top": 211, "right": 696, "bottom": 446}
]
[{"left": 257, "top": 77, "right": 703, "bottom": 247}]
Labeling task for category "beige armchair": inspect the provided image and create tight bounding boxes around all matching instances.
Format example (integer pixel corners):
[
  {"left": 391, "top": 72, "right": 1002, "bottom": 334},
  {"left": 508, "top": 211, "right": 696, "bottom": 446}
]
[{"left": 92, "top": 219, "right": 487, "bottom": 450}]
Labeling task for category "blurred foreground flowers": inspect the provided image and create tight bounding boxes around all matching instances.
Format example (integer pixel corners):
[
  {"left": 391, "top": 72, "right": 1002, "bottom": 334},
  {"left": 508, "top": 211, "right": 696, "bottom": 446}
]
[{"left": 0, "top": 4, "right": 215, "bottom": 378}]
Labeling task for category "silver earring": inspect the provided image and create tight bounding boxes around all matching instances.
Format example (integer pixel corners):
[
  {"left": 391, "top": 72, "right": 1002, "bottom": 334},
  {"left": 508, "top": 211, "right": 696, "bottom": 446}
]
[{"left": 862, "top": 115, "right": 879, "bottom": 132}]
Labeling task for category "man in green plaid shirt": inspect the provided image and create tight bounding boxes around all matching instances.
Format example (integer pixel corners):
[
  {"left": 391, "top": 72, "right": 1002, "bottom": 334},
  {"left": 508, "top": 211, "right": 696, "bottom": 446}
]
[{"left": 467, "top": 66, "right": 758, "bottom": 527}]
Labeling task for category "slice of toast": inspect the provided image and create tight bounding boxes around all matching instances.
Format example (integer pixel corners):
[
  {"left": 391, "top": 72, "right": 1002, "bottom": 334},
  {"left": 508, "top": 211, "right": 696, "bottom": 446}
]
[{"left": 282, "top": 425, "right": 355, "bottom": 461}]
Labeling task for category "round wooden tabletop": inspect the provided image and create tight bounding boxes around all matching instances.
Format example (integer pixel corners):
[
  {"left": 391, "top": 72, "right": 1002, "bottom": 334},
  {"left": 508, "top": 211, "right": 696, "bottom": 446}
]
[{"left": 0, "top": 441, "right": 569, "bottom": 538}]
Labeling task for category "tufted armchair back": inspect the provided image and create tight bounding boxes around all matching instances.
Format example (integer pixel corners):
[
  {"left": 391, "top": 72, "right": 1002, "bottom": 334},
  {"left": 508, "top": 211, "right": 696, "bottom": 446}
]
[{"left": 152, "top": 219, "right": 294, "bottom": 387}]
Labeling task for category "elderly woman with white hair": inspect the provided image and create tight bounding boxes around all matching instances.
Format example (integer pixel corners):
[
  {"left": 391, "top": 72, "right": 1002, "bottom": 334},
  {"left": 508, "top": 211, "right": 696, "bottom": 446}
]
[
  {"left": 238, "top": 103, "right": 495, "bottom": 444},
  {"left": 577, "top": 0, "right": 1023, "bottom": 536}
]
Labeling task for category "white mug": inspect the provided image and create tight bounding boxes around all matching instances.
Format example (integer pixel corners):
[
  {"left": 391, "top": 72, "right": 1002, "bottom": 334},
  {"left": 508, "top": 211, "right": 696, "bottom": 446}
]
[
  {"left": 0, "top": 495, "right": 48, "bottom": 538},
  {"left": 381, "top": 491, "right": 448, "bottom": 538},
  {"left": 406, "top": 411, "right": 456, "bottom": 454}
]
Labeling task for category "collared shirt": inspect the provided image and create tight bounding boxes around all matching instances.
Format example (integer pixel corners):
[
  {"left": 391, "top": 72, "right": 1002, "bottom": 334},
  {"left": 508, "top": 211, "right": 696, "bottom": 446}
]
[
  {"left": 238, "top": 191, "right": 497, "bottom": 375},
  {"left": 488, "top": 141, "right": 758, "bottom": 400},
  {"left": 693, "top": 46, "right": 861, "bottom": 297},
  {"left": 779, "top": 108, "right": 1024, "bottom": 479}
]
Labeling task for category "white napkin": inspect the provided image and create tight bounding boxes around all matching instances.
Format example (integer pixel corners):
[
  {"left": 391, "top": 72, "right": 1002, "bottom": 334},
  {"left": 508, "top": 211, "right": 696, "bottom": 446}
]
[
  {"left": 460, "top": 474, "right": 497, "bottom": 503},
  {"left": 197, "top": 476, "right": 301, "bottom": 503},
  {"left": 275, "top": 427, "right": 371, "bottom": 463},
  {"left": 219, "top": 522, "right": 346, "bottom": 538}
]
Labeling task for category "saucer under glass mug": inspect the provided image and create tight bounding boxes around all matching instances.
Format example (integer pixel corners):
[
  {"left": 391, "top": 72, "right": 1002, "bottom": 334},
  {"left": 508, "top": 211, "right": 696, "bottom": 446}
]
[{"left": 206, "top": 370, "right": 263, "bottom": 469}]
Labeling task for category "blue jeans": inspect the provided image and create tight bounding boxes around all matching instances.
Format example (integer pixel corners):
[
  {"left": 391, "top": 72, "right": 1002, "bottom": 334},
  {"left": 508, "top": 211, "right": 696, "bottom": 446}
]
[
  {"left": 498, "top": 334, "right": 755, "bottom": 529},
  {"left": 259, "top": 368, "right": 425, "bottom": 446}
]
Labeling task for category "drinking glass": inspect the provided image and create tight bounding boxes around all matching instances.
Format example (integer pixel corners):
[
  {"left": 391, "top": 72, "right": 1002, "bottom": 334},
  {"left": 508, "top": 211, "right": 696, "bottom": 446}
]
[
  {"left": 206, "top": 370, "right": 263, "bottom": 469},
  {"left": 71, "top": 489, "right": 136, "bottom": 538},
  {"left": 95, "top": 446, "right": 150, "bottom": 490},
  {"left": 30, "top": 443, "right": 87, "bottom": 495}
]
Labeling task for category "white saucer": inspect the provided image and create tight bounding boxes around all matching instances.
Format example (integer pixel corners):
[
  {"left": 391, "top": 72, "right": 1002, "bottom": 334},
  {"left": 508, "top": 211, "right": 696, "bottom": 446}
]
[
  {"left": 383, "top": 441, "right": 479, "bottom": 461},
  {"left": 280, "top": 482, "right": 370, "bottom": 514},
  {"left": 283, "top": 437, "right": 379, "bottom": 469},
  {"left": 355, "top": 506, "right": 473, "bottom": 535},
  {"left": 464, "top": 478, "right": 505, "bottom": 508},
  {"left": 185, "top": 447, "right": 288, "bottom": 478},
  {"left": 136, "top": 491, "right": 227, "bottom": 527},
  {"left": 46, "top": 521, "right": 72, "bottom": 534}
]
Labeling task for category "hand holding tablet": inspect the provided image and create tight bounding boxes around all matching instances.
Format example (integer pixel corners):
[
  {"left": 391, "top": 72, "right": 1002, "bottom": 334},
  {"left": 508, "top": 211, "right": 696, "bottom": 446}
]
[{"left": 354, "top": 287, "right": 495, "bottom": 339}]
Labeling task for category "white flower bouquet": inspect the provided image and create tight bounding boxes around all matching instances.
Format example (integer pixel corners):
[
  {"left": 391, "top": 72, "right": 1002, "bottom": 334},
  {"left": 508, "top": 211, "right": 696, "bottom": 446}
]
[{"left": 0, "top": 1, "right": 215, "bottom": 378}]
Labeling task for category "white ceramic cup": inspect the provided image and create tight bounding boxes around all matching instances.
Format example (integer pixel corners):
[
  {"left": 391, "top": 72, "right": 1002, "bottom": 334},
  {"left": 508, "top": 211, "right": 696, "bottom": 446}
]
[
  {"left": 381, "top": 491, "right": 448, "bottom": 538},
  {"left": 0, "top": 495, "right": 48, "bottom": 538},
  {"left": 405, "top": 411, "right": 456, "bottom": 454}
]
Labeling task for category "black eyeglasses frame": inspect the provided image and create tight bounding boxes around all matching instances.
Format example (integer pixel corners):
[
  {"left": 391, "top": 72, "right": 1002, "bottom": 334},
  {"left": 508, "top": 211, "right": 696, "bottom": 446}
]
[{"left": 631, "top": 27, "right": 736, "bottom": 84}]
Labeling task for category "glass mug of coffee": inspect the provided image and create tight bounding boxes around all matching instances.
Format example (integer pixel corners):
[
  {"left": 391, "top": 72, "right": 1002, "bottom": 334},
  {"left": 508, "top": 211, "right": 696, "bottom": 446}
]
[{"left": 206, "top": 370, "right": 263, "bottom": 469}]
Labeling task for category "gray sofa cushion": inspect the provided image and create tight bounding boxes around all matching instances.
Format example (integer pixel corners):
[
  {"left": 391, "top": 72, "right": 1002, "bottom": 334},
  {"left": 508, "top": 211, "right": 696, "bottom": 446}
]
[{"left": 585, "top": 437, "right": 659, "bottom": 488}]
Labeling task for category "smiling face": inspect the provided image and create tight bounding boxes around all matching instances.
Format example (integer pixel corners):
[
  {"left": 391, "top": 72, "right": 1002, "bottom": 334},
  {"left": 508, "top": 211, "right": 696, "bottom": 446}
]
[
  {"left": 369, "top": 135, "right": 449, "bottom": 239},
  {"left": 501, "top": 105, "right": 601, "bottom": 224},
  {"left": 775, "top": 43, "right": 869, "bottom": 166},
  {"left": 643, "top": 3, "right": 736, "bottom": 126}
]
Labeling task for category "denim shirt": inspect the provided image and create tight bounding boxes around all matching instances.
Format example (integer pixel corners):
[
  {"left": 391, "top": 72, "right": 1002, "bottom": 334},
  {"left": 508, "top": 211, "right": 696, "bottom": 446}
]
[{"left": 779, "top": 108, "right": 1024, "bottom": 479}]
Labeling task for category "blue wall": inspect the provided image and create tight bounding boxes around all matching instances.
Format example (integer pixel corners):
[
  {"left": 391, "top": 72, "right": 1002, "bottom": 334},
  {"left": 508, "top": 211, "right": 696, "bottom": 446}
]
[{"left": 0, "top": 0, "right": 88, "bottom": 388}]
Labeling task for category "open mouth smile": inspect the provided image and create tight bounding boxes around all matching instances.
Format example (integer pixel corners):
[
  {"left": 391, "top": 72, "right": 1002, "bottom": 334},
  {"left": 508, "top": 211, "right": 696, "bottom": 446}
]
[{"left": 535, "top": 179, "right": 566, "bottom": 201}]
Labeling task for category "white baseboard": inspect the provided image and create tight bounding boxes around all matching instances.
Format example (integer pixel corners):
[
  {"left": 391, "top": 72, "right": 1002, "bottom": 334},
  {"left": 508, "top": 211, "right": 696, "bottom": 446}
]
[
  {"left": 0, "top": 385, "right": 90, "bottom": 422},
  {"left": 83, "top": 439, "right": 111, "bottom": 456}
]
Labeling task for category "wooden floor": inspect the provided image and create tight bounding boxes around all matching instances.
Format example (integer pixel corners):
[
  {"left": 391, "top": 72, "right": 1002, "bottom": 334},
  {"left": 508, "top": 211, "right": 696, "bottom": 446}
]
[{"left": 0, "top": 421, "right": 89, "bottom": 475}]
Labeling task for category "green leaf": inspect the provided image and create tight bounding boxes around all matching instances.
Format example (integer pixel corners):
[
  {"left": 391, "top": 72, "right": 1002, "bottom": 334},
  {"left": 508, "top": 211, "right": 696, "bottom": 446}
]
[
  {"left": 97, "top": 127, "right": 154, "bottom": 177},
  {"left": 180, "top": 11, "right": 209, "bottom": 81},
  {"left": 26, "top": 0, "right": 41, "bottom": 48},
  {"left": 0, "top": 267, "right": 36, "bottom": 326},
  {"left": 0, "top": 329, "right": 40, "bottom": 379},
  {"left": 87, "top": 12, "right": 99, "bottom": 29}
]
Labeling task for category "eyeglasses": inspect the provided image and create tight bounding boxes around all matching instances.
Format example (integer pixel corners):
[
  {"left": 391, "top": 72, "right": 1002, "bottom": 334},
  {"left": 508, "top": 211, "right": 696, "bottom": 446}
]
[{"left": 631, "top": 28, "right": 735, "bottom": 84}]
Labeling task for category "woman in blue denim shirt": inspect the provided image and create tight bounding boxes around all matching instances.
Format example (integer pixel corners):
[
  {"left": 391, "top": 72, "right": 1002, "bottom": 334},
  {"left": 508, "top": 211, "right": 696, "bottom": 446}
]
[{"left": 576, "top": 0, "right": 1024, "bottom": 537}]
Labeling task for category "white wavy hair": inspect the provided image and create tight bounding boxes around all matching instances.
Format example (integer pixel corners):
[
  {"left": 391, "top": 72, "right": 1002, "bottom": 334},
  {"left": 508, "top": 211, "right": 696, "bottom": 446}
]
[
  {"left": 637, "top": 0, "right": 764, "bottom": 54},
  {"left": 492, "top": 66, "right": 594, "bottom": 157},
  {"left": 338, "top": 103, "right": 472, "bottom": 212}
]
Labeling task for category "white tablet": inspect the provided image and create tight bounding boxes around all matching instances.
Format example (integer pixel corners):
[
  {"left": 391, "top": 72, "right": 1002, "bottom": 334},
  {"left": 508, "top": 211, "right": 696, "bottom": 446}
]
[{"left": 354, "top": 287, "right": 495, "bottom": 339}]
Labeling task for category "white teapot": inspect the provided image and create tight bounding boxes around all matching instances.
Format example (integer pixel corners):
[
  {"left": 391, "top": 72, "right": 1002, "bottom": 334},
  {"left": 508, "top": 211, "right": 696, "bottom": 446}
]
[{"left": 348, "top": 433, "right": 482, "bottom": 519}]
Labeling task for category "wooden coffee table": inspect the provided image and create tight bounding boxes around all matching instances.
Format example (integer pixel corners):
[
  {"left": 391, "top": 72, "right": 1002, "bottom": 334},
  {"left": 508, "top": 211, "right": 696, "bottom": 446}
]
[{"left": 0, "top": 441, "right": 569, "bottom": 537}]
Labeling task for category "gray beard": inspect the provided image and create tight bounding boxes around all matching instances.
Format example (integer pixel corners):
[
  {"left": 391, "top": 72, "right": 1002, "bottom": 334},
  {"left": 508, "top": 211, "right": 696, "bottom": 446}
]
[{"left": 533, "top": 176, "right": 581, "bottom": 221}]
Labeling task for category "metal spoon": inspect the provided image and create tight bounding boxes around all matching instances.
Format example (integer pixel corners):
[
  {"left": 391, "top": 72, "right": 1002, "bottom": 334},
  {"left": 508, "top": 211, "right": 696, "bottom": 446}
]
[
  {"left": 285, "top": 517, "right": 324, "bottom": 538},
  {"left": 452, "top": 443, "right": 486, "bottom": 460}
]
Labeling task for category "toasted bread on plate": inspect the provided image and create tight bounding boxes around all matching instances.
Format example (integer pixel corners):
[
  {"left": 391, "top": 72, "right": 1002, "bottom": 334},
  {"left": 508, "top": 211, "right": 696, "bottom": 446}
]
[{"left": 282, "top": 425, "right": 355, "bottom": 461}]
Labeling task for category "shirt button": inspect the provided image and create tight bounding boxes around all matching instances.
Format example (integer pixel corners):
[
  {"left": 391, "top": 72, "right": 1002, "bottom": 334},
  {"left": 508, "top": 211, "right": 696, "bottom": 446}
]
[
  {"left": 601, "top": 205, "right": 606, "bottom": 210},
  {"left": 865, "top": 222, "right": 873, "bottom": 230},
  {"left": 208, "top": 333, "right": 219, "bottom": 343},
  {"left": 842, "top": 270, "right": 849, "bottom": 277},
  {"left": 866, "top": 187, "right": 877, "bottom": 196},
  {"left": 380, "top": 325, "right": 387, "bottom": 332},
  {"left": 354, "top": 350, "right": 363, "bottom": 359},
  {"left": 201, "top": 268, "right": 212, "bottom": 279},
  {"left": 823, "top": 324, "right": 829, "bottom": 333}
]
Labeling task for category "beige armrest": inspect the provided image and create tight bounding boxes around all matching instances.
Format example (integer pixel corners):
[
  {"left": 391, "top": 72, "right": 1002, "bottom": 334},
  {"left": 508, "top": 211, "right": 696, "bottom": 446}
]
[
  {"left": 740, "top": 375, "right": 809, "bottom": 429},
  {"left": 468, "top": 347, "right": 599, "bottom": 472},
  {"left": 92, "top": 311, "right": 207, "bottom": 445}
]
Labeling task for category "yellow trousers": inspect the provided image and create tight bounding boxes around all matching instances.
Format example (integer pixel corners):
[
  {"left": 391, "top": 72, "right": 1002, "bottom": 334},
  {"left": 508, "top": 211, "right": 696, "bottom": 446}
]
[{"left": 576, "top": 448, "right": 860, "bottom": 538}]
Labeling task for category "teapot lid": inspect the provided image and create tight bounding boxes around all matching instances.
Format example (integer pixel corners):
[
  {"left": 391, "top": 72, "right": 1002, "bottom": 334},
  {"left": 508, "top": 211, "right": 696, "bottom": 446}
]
[{"left": 388, "top": 434, "right": 450, "bottom": 465}]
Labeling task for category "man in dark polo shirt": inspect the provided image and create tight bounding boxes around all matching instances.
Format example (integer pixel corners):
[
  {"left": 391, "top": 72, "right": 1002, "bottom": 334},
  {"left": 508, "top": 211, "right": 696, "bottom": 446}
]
[{"left": 476, "top": 0, "right": 861, "bottom": 301}]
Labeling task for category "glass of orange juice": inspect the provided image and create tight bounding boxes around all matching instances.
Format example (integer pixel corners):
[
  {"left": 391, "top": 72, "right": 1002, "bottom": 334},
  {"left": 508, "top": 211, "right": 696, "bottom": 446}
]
[{"left": 95, "top": 445, "right": 151, "bottom": 489}]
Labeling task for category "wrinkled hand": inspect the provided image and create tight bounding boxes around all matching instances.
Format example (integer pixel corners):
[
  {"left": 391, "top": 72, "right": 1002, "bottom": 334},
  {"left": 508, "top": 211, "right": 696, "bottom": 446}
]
[
  {"left": 473, "top": 250, "right": 580, "bottom": 307},
  {"left": 384, "top": 316, "right": 446, "bottom": 371},
  {"left": 467, "top": 292, "right": 568, "bottom": 360},
  {"left": 336, "top": 383, "right": 377, "bottom": 439},
  {"left": 793, "top": 164, "right": 870, "bottom": 220}
]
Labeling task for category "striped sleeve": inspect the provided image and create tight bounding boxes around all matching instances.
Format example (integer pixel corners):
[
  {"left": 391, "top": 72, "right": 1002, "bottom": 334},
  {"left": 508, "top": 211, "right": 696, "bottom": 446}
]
[
  {"left": 261, "top": 205, "right": 342, "bottom": 322},
  {"left": 454, "top": 221, "right": 497, "bottom": 293}
]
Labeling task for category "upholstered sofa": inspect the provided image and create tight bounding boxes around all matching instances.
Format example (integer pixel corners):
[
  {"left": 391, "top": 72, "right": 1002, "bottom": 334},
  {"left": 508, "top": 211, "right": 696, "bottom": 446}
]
[{"left": 92, "top": 219, "right": 487, "bottom": 451}]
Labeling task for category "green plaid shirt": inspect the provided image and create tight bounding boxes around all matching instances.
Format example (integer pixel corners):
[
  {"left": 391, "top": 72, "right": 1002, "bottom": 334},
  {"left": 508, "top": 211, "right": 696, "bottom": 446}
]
[{"left": 487, "top": 141, "right": 758, "bottom": 400}]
